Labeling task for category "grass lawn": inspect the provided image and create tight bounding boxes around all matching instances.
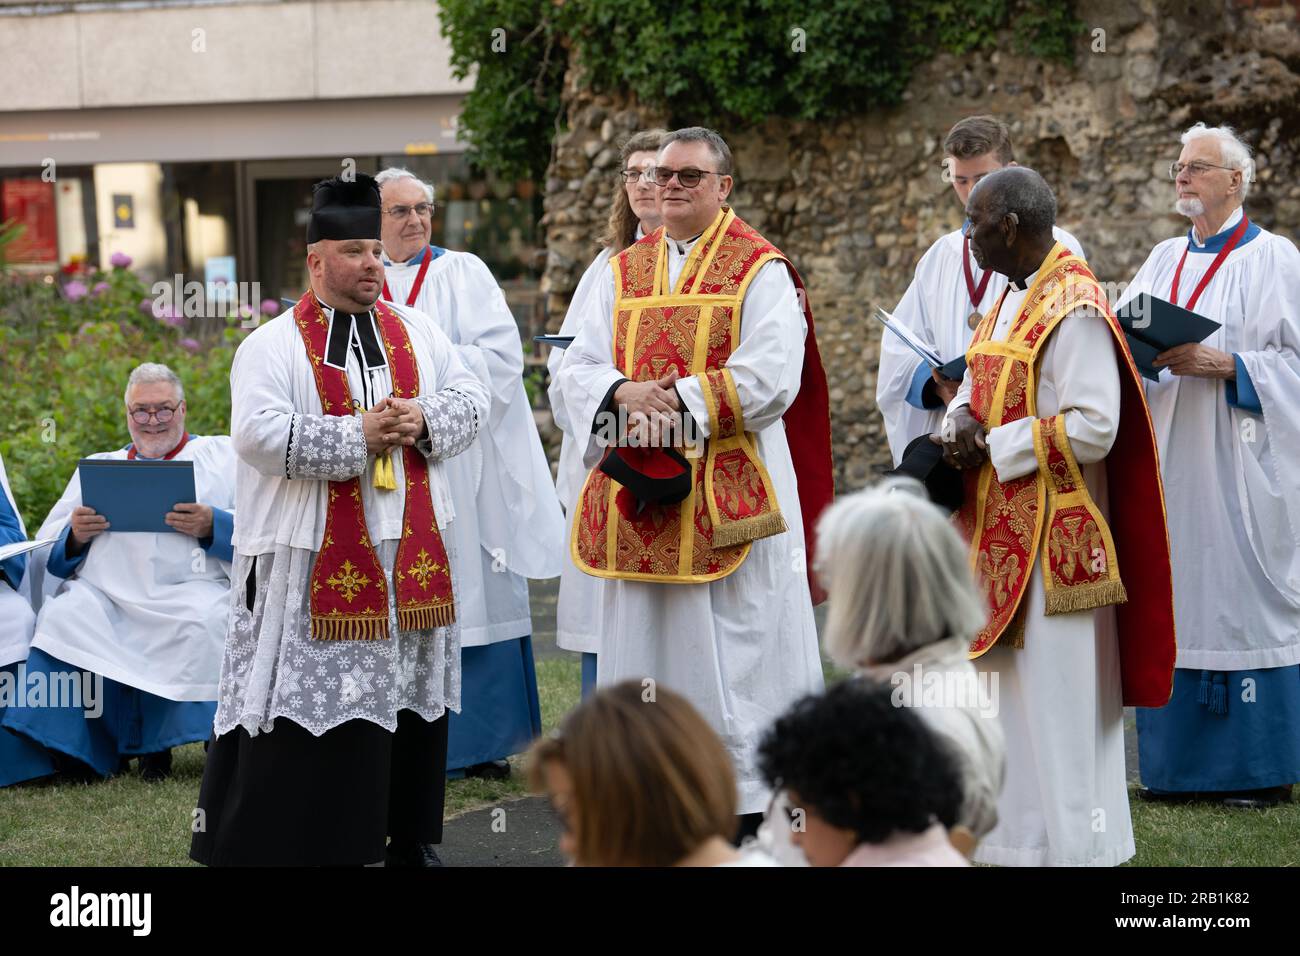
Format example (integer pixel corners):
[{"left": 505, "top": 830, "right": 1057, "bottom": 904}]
[{"left": 0, "top": 655, "right": 1295, "bottom": 866}]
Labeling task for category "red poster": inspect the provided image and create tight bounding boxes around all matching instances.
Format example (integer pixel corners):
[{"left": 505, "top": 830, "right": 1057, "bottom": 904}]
[{"left": 2, "top": 179, "right": 58, "bottom": 264}]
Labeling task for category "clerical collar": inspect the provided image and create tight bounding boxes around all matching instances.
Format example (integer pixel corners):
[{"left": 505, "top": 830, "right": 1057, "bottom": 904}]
[
  {"left": 666, "top": 231, "right": 706, "bottom": 256},
  {"left": 1187, "top": 206, "right": 1258, "bottom": 253},
  {"left": 1008, "top": 267, "right": 1040, "bottom": 293},
  {"left": 319, "top": 300, "right": 387, "bottom": 371},
  {"left": 381, "top": 245, "right": 446, "bottom": 267}
]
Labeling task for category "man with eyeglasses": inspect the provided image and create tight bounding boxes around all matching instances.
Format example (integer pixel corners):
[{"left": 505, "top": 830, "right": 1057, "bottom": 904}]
[
  {"left": 1116, "top": 123, "right": 1300, "bottom": 810},
  {"left": 556, "top": 126, "right": 834, "bottom": 840},
  {"left": 876, "top": 115, "right": 1084, "bottom": 466},
  {"left": 374, "top": 167, "right": 564, "bottom": 784},
  {"left": 0, "top": 363, "right": 235, "bottom": 784}
]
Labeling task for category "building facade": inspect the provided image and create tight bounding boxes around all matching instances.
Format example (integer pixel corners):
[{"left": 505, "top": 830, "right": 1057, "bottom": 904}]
[{"left": 0, "top": 0, "right": 542, "bottom": 327}]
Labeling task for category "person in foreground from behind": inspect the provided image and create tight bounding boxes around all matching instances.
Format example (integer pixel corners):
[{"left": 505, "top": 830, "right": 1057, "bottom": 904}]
[
  {"left": 529, "top": 680, "right": 776, "bottom": 867},
  {"left": 758, "top": 679, "right": 970, "bottom": 867},
  {"left": 814, "top": 476, "right": 1005, "bottom": 853}
]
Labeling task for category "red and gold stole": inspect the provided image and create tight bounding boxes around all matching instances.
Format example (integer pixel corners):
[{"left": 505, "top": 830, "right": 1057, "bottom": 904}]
[
  {"left": 571, "top": 207, "right": 834, "bottom": 586},
  {"left": 956, "top": 244, "right": 1177, "bottom": 707},
  {"left": 292, "top": 292, "right": 455, "bottom": 639}
]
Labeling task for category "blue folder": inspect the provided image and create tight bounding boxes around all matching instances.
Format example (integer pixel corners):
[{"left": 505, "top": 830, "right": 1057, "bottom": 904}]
[
  {"left": 534, "top": 335, "right": 575, "bottom": 349},
  {"left": 1115, "top": 293, "right": 1221, "bottom": 382},
  {"left": 78, "top": 459, "right": 197, "bottom": 533}
]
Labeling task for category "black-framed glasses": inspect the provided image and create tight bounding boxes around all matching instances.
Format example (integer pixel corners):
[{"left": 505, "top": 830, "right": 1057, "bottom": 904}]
[
  {"left": 1168, "top": 161, "right": 1240, "bottom": 180},
  {"left": 650, "top": 166, "right": 723, "bottom": 188},
  {"left": 130, "top": 405, "right": 177, "bottom": 424},
  {"left": 384, "top": 202, "right": 435, "bottom": 219},
  {"left": 619, "top": 168, "right": 654, "bottom": 183}
]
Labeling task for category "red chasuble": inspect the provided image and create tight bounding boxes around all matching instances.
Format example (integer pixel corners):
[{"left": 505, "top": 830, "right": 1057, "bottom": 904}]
[
  {"left": 292, "top": 292, "right": 455, "bottom": 639},
  {"left": 956, "top": 244, "right": 1176, "bottom": 707},
  {"left": 571, "top": 207, "right": 834, "bottom": 602}
]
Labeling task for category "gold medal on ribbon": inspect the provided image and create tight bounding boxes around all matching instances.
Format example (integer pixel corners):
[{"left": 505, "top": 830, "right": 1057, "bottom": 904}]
[{"left": 967, "top": 311, "right": 982, "bottom": 331}]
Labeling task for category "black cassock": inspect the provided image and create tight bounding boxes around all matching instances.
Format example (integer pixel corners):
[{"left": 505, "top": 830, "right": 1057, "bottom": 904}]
[{"left": 190, "top": 709, "right": 448, "bottom": 866}]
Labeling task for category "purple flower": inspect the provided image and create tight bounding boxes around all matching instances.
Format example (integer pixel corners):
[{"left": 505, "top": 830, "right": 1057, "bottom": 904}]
[
  {"left": 261, "top": 298, "right": 279, "bottom": 315},
  {"left": 91, "top": 281, "right": 110, "bottom": 297},
  {"left": 63, "top": 280, "right": 88, "bottom": 302},
  {"left": 164, "top": 311, "right": 186, "bottom": 329},
  {"left": 139, "top": 297, "right": 157, "bottom": 315},
  {"left": 110, "top": 251, "right": 132, "bottom": 269},
  {"left": 179, "top": 337, "right": 201, "bottom": 353}
]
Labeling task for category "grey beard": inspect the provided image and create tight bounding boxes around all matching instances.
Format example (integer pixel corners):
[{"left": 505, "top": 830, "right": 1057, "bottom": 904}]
[{"left": 1175, "top": 197, "right": 1205, "bottom": 218}]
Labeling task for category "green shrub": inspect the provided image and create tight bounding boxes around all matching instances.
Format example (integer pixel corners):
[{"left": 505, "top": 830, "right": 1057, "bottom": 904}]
[
  {"left": 439, "top": 0, "right": 1084, "bottom": 181},
  {"left": 0, "top": 264, "right": 247, "bottom": 527}
]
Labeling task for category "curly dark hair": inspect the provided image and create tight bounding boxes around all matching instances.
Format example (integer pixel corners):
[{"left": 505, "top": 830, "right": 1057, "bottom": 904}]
[{"left": 758, "top": 678, "right": 963, "bottom": 845}]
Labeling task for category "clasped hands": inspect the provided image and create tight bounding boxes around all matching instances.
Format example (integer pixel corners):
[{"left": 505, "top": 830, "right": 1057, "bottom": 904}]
[
  {"left": 930, "top": 405, "right": 988, "bottom": 470},
  {"left": 362, "top": 397, "right": 426, "bottom": 455},
  {"left": 614, "top": 369, "right": 684, "bottom": 448}
]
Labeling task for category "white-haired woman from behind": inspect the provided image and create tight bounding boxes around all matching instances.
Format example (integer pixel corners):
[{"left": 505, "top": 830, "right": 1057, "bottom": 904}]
[{"left": 756, "top": 477, "right": 1006, "bottom": 861}]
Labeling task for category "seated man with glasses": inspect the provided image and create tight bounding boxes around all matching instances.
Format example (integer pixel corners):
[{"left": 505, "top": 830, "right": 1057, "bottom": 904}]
[{"left": 0, "top": 363, "right": 235, "bottom": 783}]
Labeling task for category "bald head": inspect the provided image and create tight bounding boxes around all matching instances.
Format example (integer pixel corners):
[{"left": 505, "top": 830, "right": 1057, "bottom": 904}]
[
  {"left": 968, "top": 167, "right": 1056, "bottom": 238},
  {"left": 966, "top": 167, "right": 1059, "bottom": 280}
]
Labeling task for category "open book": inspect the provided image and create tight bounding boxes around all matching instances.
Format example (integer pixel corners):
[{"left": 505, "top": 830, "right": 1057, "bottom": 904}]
[{"left": 874, "top": 308, "right": 967, "bottom": 380}]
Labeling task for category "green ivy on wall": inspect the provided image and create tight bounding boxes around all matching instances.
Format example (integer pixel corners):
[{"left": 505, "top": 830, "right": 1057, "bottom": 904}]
[{"left": 439, "top": 0, "right": 1083, "bottom": 182}]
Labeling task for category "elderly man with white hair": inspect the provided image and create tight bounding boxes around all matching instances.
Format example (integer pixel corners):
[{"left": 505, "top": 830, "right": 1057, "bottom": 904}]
[
  {"left": 1117, "top": 123, "right": 1300, "bottom": 808},
  {"left": 373, "top": 167, "right": 563, "bottom": 779},
  {"left": 0, "top": 363, "right": 235, "bottom": 782}
]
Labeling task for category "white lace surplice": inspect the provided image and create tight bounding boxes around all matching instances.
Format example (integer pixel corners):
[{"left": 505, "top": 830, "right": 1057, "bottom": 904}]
[{"left": 215, "top": 301, "right": 487, "bottom": 738}]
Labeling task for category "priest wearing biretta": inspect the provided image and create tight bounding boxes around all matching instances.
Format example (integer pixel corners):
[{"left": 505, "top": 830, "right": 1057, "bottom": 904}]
[{"left": 190, "top": 173, "right": 489, "bottom": 867}]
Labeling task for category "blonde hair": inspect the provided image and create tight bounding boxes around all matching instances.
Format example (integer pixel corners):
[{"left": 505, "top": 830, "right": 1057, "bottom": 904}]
[
  {"left": 528, "top": 681, "right": 737, "bottom": 866},
  {"left": 815, "top": 478, "right": 987, "bottom": 669}
]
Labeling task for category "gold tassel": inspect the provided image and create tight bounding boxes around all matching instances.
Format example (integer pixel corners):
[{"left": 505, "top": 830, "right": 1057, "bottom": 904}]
[
  {"left": 373, "top": 452, "right": 397, "bottom": 491},
  {"left": 310, "top": 615, "right": 390, "bottom": 641},
  {"left": 1044, "top": 578, "right": 1129, "bottom": 616},
  {"left": 710, "top": 511, "right": 788, "bottom": 549},
  {"left": 397, "top": 602, "right": 456, "bottom": 632}
]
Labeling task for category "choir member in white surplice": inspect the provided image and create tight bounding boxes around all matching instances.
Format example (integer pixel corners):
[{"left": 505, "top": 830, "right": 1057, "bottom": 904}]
[
  {"left": 556, "top": 128, "right": 835, "bottom": 832},
  {"left": 546, "top": 129, "right": 664, "bottom": 696},
  {"left": 0, "top": 452, "right": 56, "bottom": 787},
  {"left": 940, "top": 168, "right": 1176, "bottom": 866},
  {"left": 190, "top": 175, "right": 489, "bottom": 867},
  {"left": 0, "top": 364, "right": 234, "bottom": 782},
  {"left": 877, "top": 115, "right": 1083, "bottom": 465},
  {"left": 1118, "top": 123, "right": 1300, "bottom": 808},
  {"left": 376, "top": 167, "right": 564, "bottom": 777}
]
